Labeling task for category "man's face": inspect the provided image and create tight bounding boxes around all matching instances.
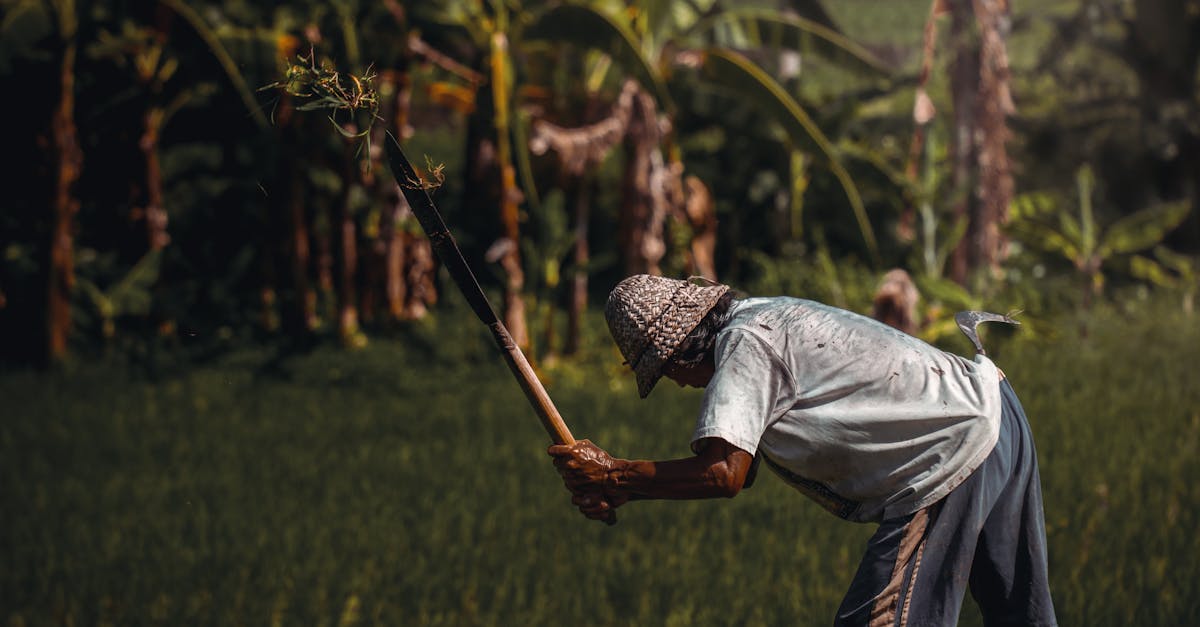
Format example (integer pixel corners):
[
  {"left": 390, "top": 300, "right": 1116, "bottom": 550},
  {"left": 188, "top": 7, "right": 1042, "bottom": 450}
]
[{"left": 661, "top": 355, "right": 715, "bottom": 389}]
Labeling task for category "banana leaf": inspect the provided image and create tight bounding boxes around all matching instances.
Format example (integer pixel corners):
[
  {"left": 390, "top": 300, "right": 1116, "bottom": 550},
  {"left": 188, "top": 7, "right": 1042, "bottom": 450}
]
[
  {"left": 1130, "top": 255, "right": 1178, "bottom": 288},
  {"left": 1099, "top": 201, "right": 1191, "bottom": 256},
  {"left": 1152, "top": 245, "right": 1198, "bottom": 278},
  {"left": 522, "top": 4, "right": 675, "bottom": 115},
  {"left": 157, "top": 0, "right": 268, "bottom": 128},
  {"left": 690, "top": 8, "right": 891, "bottom": 77},
  {"left": 700, "top": 47, "right": 879, "bottom": 265}
]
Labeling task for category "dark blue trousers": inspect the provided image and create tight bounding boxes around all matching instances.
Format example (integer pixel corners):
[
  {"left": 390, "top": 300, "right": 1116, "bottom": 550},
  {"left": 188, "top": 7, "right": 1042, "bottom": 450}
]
[{"left": 834, "top": 380, "right": 1058, "bottom": 626}]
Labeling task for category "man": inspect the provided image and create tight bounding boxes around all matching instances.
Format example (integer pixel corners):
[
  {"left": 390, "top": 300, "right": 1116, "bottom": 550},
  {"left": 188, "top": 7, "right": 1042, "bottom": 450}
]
[{"left": 549, "top": 274, "right": 1056, "bottom": 626}]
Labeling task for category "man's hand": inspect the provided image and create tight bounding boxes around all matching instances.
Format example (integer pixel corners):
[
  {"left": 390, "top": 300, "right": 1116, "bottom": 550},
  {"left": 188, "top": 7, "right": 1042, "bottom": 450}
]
[
  {"left": 548, "top": 439, "right": 620, "bottom": 493},
  {"left": 571, "top": 490, "right": 628, "bottom": 522},
  {"left": 548, "top": 439, "right": 628, "bottom": 523}
]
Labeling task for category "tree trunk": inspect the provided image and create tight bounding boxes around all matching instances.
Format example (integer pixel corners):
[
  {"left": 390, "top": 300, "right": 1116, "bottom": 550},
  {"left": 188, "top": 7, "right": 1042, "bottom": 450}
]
[
  {"left": 378, "top": 0, "right": 436, "bottom": 321},
  {"left": 900, "top": 0, "right": 949, "bottom": 244},
  {"left": 565, "top": 173, "right": 591, "bottom": 356},
  {"left": 288, "top": 153, "right": 317, "bottom": 331},
  {"left": 946, "top": 1, "right": 980, "bottom": 284},
  {"left": 47, "top": 33, "right": 81, "bottom": 363},
  {"left": 377, "top": 65, "right": 435, "bottom": 321},
  {"left": 382, "top": 201, "right": 407, "bottom": 320},
  {"left": 969, "top": 0, "right": 1015, "bottom": 279},
  {"left": 497, "top": 160, "right": 528, "bottom": 346},
  {"left": 140, "top": 108, "right": 169, "bottom": 251},
  {"left": 336, "top": 130, "right": 361, "bottom": 345},
  {"left": 374, "top": 69, "right": 406, "bottom": 321},
  {"left": 490, "top": 33, "right": 528, "bottom": 348},
  {"left": 619, "top": 86, "right": 668, "bottom": 276},
  {"left": 458, "top": 41, "right": 524, "bottom": 341},
  {"left": 404, "top": 228, "right": 437, "bottom": 319},
  {"left": 273, "top": 94, "right": 317, "bottom": 333},
  {"left": 387, "top": 70, "right": 408, "bottom": 322},
  {"left": 947, "top": 0, "right": 1015, "bottom": 284},
  {"left": 682, "top": 175, "right": 718, "bottom": 282}
]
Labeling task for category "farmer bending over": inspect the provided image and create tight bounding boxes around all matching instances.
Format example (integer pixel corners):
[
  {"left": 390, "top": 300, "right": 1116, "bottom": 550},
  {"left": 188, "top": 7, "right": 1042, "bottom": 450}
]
[{"left": 549, "top": 274, "right": 1057, "bottom": 626}]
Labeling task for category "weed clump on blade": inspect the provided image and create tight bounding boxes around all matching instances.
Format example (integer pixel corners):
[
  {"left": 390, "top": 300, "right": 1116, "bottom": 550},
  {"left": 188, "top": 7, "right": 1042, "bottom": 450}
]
[
  {"left": 260, "top": 49, "right": 381, "bottom": 158},
  {"left": 401, "top": 156, "right": 446, "bottom": 192},
  {"left": 260, "top": 49, "right": 447, "bottom": 187}
]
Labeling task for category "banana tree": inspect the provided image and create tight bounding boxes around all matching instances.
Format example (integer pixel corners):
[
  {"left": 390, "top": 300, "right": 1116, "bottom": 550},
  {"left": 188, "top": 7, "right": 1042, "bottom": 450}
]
[
  {"left": 411, "top": 0, "right": 888, "bottom": 350},
  {"left": 88, "top": 19, "right": 194, "bottom": 253},
  {"left": 1009, "top": 164, "right": 1191, "bottom": 309},
  {"left": 76, "top": 250, "right": 162, "bottom": 342},
  {"left": 409, "top": 0, "right": 537, "bottom": 348},
  {"left": 522, "top": 1, "right": 891, "bottom": 267},
  {"left": 517, "top": 0, "right": 891, "bottom": 353},
  {"left": 47, "top": 0, "right": 81, "bottom": 363},
  {"left": 88, "top": 0, "right": 274, "bottom": 337},
  {"left": 227, "top": 1, "right": 440, "bottom": 340},
  {"left": 1, "top": 0, "right": 86, "bottom": 362}
]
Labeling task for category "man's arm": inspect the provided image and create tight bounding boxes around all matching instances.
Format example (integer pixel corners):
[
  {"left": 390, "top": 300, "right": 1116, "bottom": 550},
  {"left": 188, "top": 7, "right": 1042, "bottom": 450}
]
[
  {"left": 549, "top": 438, "right": 754, "bottom": 520},
  {"left": 608, "top": 438, "right": 753, "bottom": 499}
]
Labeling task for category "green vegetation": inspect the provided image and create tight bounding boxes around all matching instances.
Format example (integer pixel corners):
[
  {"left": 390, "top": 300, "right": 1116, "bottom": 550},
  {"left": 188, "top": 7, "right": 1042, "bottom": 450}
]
[
  {"left": 4, "top": 296, "right": 1198, "bottom": 626},
  {"left": 2, "top": 0, "right": 1198, "bottom": 624},
  {"left": 4, "top": 0, "right": 1196, "bottom": 364}
]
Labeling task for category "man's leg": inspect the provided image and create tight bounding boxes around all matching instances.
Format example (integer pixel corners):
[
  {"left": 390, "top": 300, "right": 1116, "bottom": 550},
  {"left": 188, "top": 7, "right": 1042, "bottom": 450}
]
[
  {"left": 834, "top": 508, "right": 933, "bottom": 626},
  {"left": 835, "top": 380, "right": 1057, "bottom": 627},
  {"left": 967, "top": 381, "right": 1057, "bottom": 626},
  {"left": 836, "top": 390, "right": 1016, "bottom": 627}
]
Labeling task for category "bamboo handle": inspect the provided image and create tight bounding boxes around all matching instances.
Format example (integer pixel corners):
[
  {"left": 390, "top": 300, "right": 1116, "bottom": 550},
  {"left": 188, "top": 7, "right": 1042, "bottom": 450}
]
[
  {"left": 384, "top": 135, "right": 614, "bottom": 524},
  {"left": 487, "top": 322, "right": 574, "bottom": 445},
  {"left": 490, "top": 323, "right": 615, "bottom": 525}
]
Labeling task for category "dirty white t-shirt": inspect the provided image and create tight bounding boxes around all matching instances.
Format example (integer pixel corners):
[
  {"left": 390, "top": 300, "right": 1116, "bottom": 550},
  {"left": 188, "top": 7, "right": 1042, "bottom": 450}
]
[{"left": 691, "top": 297, "right": 1001, "bottom": 523}]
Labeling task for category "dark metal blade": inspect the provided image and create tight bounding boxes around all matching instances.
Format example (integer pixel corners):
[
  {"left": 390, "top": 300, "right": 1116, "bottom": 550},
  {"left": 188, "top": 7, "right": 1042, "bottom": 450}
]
[{"left": 384, "top": 133, "right": 499, "bottom": 326}]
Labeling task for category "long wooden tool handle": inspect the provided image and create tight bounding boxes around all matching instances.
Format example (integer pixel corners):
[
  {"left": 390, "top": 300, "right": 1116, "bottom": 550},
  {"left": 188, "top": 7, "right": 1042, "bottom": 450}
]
[
  {"left": 384, "top": 134, "right": 575, "bottom": 446},
  {"left": 486, "top": 321, "right": 576, "bottom": 446}
]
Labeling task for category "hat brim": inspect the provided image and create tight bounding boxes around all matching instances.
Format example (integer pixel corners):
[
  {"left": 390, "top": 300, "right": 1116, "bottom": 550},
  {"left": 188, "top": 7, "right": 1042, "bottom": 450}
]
[{"left": 631, "top": 285, "right": 729, "bottom": 398}]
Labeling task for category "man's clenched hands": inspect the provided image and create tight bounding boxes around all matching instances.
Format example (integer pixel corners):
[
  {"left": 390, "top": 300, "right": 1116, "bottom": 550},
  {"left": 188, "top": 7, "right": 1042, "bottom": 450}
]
[
  {"left": 548, "top": 439, "right": 628, "bottom": 522},
  {"left": 548, "top": 439, "right": 618, "bottom": 490}
]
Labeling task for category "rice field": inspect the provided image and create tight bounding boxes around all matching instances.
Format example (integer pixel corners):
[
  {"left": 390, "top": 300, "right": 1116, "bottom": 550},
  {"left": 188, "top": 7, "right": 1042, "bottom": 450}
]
[{"left": 3, "top": 299, "right": 1199, "bottom": 625}]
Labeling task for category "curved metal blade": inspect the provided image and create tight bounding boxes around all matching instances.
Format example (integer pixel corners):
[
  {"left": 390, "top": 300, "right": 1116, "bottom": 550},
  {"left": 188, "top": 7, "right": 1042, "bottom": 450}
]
[{"left": 954, "top": 310, "right": 1021, "bottom": 355}]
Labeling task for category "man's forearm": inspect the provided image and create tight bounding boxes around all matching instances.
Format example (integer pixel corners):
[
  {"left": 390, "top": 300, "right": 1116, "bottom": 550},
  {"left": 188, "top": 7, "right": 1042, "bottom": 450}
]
[{"left": 607, "top": 442, "right": 752, "bottom": 500}]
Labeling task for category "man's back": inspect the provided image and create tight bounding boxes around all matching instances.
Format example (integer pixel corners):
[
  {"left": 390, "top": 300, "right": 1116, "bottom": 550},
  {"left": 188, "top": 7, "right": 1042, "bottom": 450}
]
[{"left": 692, "top": 297, "right": 1003, "bottom": 522}]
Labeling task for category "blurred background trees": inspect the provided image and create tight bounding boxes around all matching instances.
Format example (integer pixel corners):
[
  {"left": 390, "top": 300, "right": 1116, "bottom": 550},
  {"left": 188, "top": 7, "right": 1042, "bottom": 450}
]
[{"left": 1, "top": 0, "right": 1196, "bottom": 367}]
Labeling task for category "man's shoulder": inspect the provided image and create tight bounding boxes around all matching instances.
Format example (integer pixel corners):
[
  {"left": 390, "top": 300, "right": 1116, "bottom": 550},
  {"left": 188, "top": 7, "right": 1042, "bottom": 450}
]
[
  {"left": 716, "top": 297, "right": 812, "bottom": 358},
  {"left": 722, "top": 295, "right": 932, "bottom": 362},
  {"left": 723, "top": 296, "right": 841, "bottom": 335},
  {"left": 727, "top": 296, "right": 808, "bottom": 321}
]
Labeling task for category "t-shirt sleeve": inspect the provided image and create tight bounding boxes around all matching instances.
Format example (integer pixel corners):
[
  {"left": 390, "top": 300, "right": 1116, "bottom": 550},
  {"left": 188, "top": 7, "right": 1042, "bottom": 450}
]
[{"left": 690, "top": 328, "right": 795, "bottom": 456}]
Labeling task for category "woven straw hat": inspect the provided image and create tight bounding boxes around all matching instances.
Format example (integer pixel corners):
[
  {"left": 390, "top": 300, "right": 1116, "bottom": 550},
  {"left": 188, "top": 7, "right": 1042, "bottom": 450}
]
[{"left": 605, "top": 274, "right": 730, "bottom": 398}]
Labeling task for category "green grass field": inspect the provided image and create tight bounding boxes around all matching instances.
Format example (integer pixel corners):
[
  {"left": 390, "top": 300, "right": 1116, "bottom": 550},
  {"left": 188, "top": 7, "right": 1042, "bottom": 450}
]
[{"left": 3, "top": 299, "right": 1199, "bottom": 625}]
